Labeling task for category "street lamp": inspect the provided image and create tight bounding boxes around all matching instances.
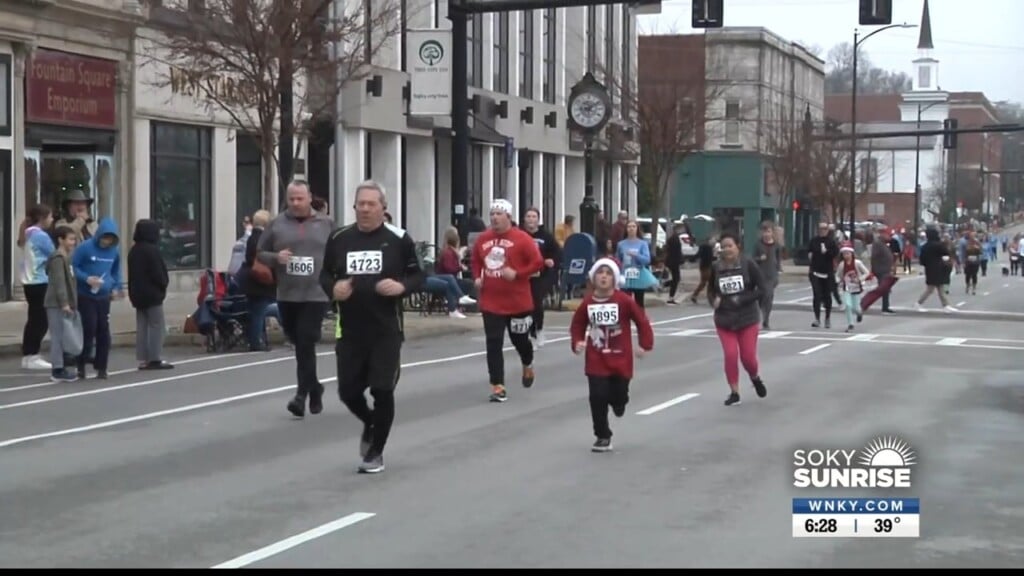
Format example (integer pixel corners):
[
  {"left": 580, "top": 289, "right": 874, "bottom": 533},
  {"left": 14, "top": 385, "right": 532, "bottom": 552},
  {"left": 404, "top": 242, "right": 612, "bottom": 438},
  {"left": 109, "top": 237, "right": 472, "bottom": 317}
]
[
  {"left": 913, "top": 100, "right": 942, "bottom": 235},
  {"left": 849, "top": 23, "right": 917, "bottom": 238}
]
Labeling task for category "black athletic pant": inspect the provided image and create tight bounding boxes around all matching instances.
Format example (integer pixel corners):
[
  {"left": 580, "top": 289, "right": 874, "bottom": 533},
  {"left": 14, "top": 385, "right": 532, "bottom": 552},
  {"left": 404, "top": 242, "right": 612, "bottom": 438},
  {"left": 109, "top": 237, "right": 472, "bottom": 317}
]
[
  {"left": 810, "top": 275, "right": 833, "bottom": 320},
  {"left": 337, "top": 333, "right": 401, "bottom": 456},
  {"left": 667, "top": 263, "right": 682, "bottom": 299},
  {"left": 964, "top": 263, "right": 980, "bottom": 288},
  {"left": 482, "top": 311, "right": 534, "bottom": 386},
  {"left": 831, "top": 276, "right": 842, "bottom": 306},
  {"left": 21, "top": 283, "right": 49, "bottom": 356},
  {"left": 980, "top": 259, "right": 988, "bottom": 276},
  {"left": 588, "top": 375, "right": 631, "bottom": 440},
  {"left": 629, "top": 289, "right": 646, "bottom": 308},
  {"left": 529, "top": 277, "right": 552, "bottom": 336},
  {"left": 278, "top": 301, "right": 327, "bottom": 399}
]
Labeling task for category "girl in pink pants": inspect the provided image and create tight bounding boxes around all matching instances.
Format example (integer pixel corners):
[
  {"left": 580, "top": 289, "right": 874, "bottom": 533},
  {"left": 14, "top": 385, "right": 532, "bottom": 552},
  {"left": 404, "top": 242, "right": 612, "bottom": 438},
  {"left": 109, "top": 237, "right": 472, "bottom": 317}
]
[{"left": 707, "top": 233, "right": 768, "bottom": 406}]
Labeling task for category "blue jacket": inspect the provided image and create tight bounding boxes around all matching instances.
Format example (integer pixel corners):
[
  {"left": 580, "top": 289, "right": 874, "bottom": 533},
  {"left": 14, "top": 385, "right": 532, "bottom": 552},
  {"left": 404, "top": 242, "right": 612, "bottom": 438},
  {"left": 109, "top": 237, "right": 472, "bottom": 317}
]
[{"left": 72, "top": 217, "right": 123, "bottom": 297}]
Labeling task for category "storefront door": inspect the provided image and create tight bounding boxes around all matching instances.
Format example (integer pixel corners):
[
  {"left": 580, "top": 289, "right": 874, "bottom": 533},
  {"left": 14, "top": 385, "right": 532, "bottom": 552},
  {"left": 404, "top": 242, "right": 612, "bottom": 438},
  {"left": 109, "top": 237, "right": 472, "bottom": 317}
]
[
  {"left": 1, "top": 151, "right": 11, "bottom": 301},
  {"left": 25, "top": 150, "right": 116, "bottom": 224}
]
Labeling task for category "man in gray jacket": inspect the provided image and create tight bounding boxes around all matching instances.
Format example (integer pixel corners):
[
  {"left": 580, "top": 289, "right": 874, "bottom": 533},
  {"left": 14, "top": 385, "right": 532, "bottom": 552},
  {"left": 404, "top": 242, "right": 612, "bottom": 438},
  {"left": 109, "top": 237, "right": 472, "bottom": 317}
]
[
  {"left": 868, "top": 228, "right": 896, "bottom": 314},
  {"left": 258, "top": 180, "right": 335, "bottom": 418},
  {"left": 753, "top": 223, "right": 782, "bottom": 330}
]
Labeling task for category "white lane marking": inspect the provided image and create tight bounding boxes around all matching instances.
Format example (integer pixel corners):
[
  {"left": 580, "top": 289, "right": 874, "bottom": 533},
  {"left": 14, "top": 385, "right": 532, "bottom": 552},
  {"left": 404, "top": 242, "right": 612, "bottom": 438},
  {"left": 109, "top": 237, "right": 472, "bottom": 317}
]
[
  {"left": 670, "top": 329, "right": 709, "bottom": 337},
  {"left": 956, "top": 301, "right": 967, "bottom": 307},
  {"left": 0, "top": 352, "right": 259, "bottom": 393},
  {"left": 636, "top": 393, "right": 701, "bottom": 416},
  {"left": 785, "top": 287, "right": 809, "bottom": 293},
  {"left": 845, "top": 334, "right": 877, "bottom": 342},
  {"left": 1004, "top": 283, "right": 1010, "bottom": 288},
  {"left": 799, "top": 343, "right": 831, "bottom": 355},
  {"left": 784, "top": 296, "right": 815, "bottom": 304},
  {"left": 937, "top": 338, "right": 966, "bottom": 346},
  {"left": 983, "top": 292, "right": 991, "bottom": 296},
  {"left": 0, "top": 314, "right": 714, "bottom": 447},
  {"left": 211, "top": 512, "right": 376, "bottom": 569},
  {"left": 759, "top": 331, "right": 792, "bottom": 339}
]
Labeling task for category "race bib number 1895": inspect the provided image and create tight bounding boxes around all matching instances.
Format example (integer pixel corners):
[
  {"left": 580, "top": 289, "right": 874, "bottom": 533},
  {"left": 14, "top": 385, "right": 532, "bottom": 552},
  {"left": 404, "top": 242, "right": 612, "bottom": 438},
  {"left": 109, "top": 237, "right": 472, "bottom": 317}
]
[
  {"left": 347, "top": 250, "right": 383, "bottom": 275},
  {"left": 587, "top": 303, "right": 619, "bottom": 327}
]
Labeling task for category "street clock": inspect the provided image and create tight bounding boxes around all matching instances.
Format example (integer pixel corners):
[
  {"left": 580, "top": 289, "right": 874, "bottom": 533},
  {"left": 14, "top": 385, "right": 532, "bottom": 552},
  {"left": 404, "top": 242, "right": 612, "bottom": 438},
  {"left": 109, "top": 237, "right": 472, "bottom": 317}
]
[{"left": 567, "top": 73, "right": 611, "bottom": 134}]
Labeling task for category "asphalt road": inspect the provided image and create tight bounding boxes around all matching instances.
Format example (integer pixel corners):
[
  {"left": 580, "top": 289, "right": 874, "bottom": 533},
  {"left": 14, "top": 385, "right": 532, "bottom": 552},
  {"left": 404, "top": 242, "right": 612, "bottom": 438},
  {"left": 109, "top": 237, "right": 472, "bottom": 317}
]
[{"left": 1, "top": 307, "right": 1022, "bottom": 568}]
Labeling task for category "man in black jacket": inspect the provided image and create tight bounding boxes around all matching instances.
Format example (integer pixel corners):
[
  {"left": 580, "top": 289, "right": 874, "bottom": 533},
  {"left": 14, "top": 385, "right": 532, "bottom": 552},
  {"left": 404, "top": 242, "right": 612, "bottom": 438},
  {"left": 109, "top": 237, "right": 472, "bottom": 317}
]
[
  {"left": 807, "top": 222, "right": 839, "bottom": 328},
  {"left": 128, "top": 219, "right": 172, "bottom": 370},
  {"left": 523, "top": 207, "right": 561, "bottom": 347},
  {"left": 320, "top": 180, "right": 425, "bottom": 474}
]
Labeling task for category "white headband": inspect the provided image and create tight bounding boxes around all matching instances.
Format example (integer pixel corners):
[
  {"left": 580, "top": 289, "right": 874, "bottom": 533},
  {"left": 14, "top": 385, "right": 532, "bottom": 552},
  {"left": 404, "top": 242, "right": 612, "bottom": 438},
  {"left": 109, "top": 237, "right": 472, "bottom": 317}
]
[{"left": 490, "top": 199, "right": 513, "bottom": 215}]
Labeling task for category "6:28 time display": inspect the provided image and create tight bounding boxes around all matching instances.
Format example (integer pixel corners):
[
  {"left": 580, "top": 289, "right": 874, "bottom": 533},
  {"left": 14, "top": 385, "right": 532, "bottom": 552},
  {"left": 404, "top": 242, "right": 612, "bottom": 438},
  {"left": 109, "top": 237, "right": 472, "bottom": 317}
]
[{"left": 804, "top": 518, "right": 838, "bottom": 533}]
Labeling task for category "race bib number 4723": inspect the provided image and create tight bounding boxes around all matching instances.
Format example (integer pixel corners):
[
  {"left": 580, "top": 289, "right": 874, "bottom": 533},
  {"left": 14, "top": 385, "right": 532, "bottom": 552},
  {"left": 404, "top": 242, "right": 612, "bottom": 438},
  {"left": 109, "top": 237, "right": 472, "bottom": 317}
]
[
  {"left": 587, "top": 303, "right": 619, "bottom": 327},
  {"left": 347, "top": 250, "right": 383, "bottom": 275},
  {"left": 287, "top": 256, "right": 315, "bottom": 276}
]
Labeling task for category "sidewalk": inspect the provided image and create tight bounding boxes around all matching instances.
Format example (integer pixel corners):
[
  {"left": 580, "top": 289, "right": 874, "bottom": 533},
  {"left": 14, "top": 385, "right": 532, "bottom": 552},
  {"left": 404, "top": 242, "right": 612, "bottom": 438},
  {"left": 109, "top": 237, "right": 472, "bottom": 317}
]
[{"left": 0, "top": 292, "right": 483, "bottom": 358}]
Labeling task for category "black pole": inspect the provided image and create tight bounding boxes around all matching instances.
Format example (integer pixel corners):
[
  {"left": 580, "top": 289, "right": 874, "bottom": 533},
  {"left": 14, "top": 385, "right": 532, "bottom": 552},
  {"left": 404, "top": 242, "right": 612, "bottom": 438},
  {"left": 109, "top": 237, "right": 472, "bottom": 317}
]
[
  {"left": 951, "top": 146, "right": 959, "bottom": 230},
  {"left": 279, "top": 60, "right": 294, "bottom": 210},
  {"left": 580, "top": 138, "right": 598, "bottom": 236},
  {"left": 848, "top": 30, "right": 858, "bottom": 239},
  {"left": 449, "top": 7, "right": 469, "bottom": 239},
  {"left": 913, "top": 103, "right": 921, "bottom": 235}
]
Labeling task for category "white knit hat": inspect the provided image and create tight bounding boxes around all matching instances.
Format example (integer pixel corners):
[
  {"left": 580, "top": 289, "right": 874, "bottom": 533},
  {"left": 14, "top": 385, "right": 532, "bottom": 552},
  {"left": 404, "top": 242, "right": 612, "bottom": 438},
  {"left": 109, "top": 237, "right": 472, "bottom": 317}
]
[
  {"left": 490, "top": 198, "right": 514, "bottom": 215},
  {"left": 589, "top": 257, "right": 625, "bottom": 288}
]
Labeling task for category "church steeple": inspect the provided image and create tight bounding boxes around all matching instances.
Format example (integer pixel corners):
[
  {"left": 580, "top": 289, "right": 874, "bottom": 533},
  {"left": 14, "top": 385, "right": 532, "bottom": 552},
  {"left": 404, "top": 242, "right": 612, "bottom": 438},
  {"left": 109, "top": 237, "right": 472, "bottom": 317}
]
[
  {"left": 912, "top": 0, "right": 938, "bottom": 91},
  {"left": 918, "top": 0, "right": 934, "bottom": 50}
]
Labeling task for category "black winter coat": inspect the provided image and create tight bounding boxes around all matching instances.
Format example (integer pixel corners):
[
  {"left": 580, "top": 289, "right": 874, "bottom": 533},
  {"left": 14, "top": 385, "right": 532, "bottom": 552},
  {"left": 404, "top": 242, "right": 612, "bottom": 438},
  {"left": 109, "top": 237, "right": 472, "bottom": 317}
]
[
  {"left": 128, "top": 219, "right": 169, "bottom": 309},
  {"left": 918, "top": 229, "right": 951, "bottom": 287}
]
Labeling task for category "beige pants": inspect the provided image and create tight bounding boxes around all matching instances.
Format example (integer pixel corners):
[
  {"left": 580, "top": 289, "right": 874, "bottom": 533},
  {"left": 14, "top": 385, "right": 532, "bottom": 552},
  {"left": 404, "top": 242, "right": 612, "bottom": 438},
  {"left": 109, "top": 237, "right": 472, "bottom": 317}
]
[{"left": 917, "top": 285, "right": 949, "bottom": 307}]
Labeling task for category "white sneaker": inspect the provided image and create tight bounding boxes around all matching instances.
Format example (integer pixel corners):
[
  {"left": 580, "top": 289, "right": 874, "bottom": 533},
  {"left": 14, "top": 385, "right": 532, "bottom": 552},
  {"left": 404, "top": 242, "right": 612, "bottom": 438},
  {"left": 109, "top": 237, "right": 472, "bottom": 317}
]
[
  {"left": 944, "top": 305, "right": 959, "bottom": 313},
  {"left": 916, "top": 302, "right": 926, "bottom": 312},
  {"left": 458, "top": 295, "right": 476, "bottom": 306},
  {"left": 535, "top": 330, "right": 546, "bottom": 348},
  {"left": 449, "top": 310, "right": 467, "bottom": 319},
  {"left": 24, "top": 355, "right": 52, "bottom": 370}
]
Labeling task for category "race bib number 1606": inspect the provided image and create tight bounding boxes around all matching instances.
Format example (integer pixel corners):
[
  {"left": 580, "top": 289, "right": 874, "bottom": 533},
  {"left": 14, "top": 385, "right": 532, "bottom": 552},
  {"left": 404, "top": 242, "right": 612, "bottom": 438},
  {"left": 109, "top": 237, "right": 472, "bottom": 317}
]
[{"left": 287, "top": 256, "right": 315, "bottom": 276}]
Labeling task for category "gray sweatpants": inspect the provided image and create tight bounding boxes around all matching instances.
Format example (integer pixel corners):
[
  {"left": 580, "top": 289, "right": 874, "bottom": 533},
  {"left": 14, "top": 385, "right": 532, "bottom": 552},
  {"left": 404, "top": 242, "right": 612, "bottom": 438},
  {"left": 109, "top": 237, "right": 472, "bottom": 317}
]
[
  {"left": 761, "top": 277, "right": 778, "bottom": 326},
  {"left": 136, "top": 305, "right": 166, "bottom": 363},
  {"left": 46, "top": 307, "right": 68, "bottom": 369}
]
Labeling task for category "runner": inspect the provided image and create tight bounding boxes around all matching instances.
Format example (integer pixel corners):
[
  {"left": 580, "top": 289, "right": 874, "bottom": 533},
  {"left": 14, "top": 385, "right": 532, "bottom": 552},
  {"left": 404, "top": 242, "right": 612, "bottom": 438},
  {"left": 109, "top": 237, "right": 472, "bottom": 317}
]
[
  {"left": 915, "top": 227, "right": 958, "bottom": 312},
  {"left": 707, "top": 233, "right": 767, "bottom": 407},
  {"left": 257, "top": 180, "right": 334, "bottom": 418},
  {"left": 471, "top": 199, "right": 544, "bottom": 403},
  {"left": 835, "top": 242, "right": 871, "bottom": 333},
  {"left": 570, "top": 258, "right": 654, "bottom": 453},
  {"left": 807, "top": 222, "right": 839, "bottom": 329},
  {"left": 320, "top": 180, "right": 424, "bottom": 474},
  {"left": 963, "top": 231, "right": 983, "bottom": 295},
  {"left": 522, "top": 207, "right": 561, "bottom": 348},
  {"left": 753, "top": 222, "right": 781, "bottom": 330}
]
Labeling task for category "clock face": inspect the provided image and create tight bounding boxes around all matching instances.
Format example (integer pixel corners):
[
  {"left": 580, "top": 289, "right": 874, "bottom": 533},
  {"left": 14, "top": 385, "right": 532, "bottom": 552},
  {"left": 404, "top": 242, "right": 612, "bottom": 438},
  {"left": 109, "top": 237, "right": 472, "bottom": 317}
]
[{"left": 570, "top": 91, "right": 608, "bottom": 129}]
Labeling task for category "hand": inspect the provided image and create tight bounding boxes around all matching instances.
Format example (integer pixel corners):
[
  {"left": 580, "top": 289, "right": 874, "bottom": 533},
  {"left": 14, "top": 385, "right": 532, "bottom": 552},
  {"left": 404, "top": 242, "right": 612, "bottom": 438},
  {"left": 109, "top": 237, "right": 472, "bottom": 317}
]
[
  {"left": 712, "top": 296, "right": 721, "bottom": 309},
  {"left": 375, "top": 278, "right": 405, "bottom": 297},
  {"left": 500, "top": 267, "right": 517, "bottom": 281},
  {"left": 544, "top": 259, "right": 554, "bottom": 268},
  {"left": 474, "top": 277, "right": 483, "bottom": 290},
  {"left": 635, "top": 348, "right": 648, "bottom": 358},
  {"left": 574, "top": 341, "right": 586, "bottom": 355},
  {"left": 62, "top": 305, "right": 73, "bottom": 316},
  {"left": 277, "top": 249, "right": 293, "bottom": 265},
  {"left": 332, "top": 279, "right": 353, "bottom": 301},
  {"left": 86, "top": 276, "right": 103, "bottom": 288}
]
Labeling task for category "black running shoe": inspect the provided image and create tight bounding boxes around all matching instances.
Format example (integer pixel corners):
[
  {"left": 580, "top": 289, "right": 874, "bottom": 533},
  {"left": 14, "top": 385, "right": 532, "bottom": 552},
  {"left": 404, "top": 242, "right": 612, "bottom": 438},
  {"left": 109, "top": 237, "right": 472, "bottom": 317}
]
[
  {"left": 811, "top": 320, "right": 820, "bottom": 328},
  {"left": 724, "top": 392, "right": 741, "bottom": 406},
  {"left": 824, "top": 318, "right": 831, "bottom": 329},
  {"left": 309, "top": 384, "right": 324, "bottom": 415},
  {"left": 856, "top": 313, "right": 863, "bottom": 323},
  {"left": 752, "top": 377, "right": 767, "bottom": 398},
  {"left": 612, "top": 404, "right": 626, "bottom": 418},
  {"left": 592, "top": 438, "right": 613, "bottom": 452},
  {"left": 286, "top": 395, "right": 305, "bottom": 418},
  {"left": 489, "top": 385, "right": 508, "bottom": 403},
  {"left": 358, "top": 452, "right": 384, "bottom": 474}
]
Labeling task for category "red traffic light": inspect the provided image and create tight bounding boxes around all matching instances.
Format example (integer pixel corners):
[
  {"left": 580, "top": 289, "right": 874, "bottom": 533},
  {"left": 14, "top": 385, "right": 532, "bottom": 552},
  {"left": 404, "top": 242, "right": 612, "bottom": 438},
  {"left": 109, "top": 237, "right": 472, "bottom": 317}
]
[{"left": 792, "top": 200, "right": 801, "bottom": 210}]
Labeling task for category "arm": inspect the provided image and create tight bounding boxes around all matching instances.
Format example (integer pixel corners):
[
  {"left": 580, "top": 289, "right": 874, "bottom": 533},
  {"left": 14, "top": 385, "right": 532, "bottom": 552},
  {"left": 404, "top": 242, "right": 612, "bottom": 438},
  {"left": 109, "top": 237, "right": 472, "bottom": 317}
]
[
  {"left": 28, "top": 230, "right": 56, "bottom": 260},
  {"left": 569, "top": 304, "right": 589, "bottom": 348},
  {"left": 636, "top": 241, "right": 652, "bottom": 266},
  {"left": 47, "top": 258, "right": 70, "bottom": 309},
  {"left": 776, "top": 245, "right": 783, "bottom": 272},
  {"left": 629, "top": 296, "right": 655, "bottom": 351},
  {"left": 857, "top": 260, "right": 872, "bottom": 280},
  {"left": 737, "top": 260, "right": 763, "bottom": 306},
  {"left": 244, "top": 231, "right": 260, "bottom": 266},
  {"left": 514, "top": 234, "right": 544, "bottom": 278},
  {"left": 399, "top": 233, "right": 426, "bottom": 294},
  {"left": 256, "top": 222, "right": 277, "bottom": 266},
  {"left": 470, "top": 238, "right": 483, "bottom": 280},
  {"left": 319, "top": 233, "right": 339, "bottom": 299},
  {"left": 111, "top": 252, "right": 123, "bottom": 292},
  {"left": 706, "top": 267, "right": 720, "bottom": 307},
  {"left": 72, "top": 245, "right": 90, "bottom": 282}
]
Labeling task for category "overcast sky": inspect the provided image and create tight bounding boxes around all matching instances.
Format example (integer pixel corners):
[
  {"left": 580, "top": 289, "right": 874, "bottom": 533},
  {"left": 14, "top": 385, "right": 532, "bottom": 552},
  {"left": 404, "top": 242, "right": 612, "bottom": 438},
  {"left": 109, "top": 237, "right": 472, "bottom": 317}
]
[{"left": 640, "top": 0, "right": 1023, "bottom": 103}]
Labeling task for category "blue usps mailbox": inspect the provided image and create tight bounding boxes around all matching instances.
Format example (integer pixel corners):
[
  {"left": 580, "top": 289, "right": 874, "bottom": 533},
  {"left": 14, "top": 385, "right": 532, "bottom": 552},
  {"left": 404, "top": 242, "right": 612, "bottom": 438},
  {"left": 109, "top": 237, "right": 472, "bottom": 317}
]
[{"left": 562, "top": 232, "right": 597, "bottom": 292}]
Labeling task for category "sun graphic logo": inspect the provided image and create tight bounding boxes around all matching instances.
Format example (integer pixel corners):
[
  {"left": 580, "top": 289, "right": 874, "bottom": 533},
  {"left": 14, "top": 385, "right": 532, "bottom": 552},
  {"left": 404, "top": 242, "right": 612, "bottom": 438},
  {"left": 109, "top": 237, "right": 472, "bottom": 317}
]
[{"left": 792, "top": 436, "right": 916, "bottom": 489}]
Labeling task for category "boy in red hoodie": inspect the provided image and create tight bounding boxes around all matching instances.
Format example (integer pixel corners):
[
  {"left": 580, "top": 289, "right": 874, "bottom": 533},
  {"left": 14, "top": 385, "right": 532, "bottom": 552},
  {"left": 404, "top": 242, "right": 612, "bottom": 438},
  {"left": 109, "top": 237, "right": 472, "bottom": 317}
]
[
  {"left": 471, "top": 199, "right": 545, "bottom": 402},
  {"left": 570, "top": 257, "right": 655, "bottom": 452}
]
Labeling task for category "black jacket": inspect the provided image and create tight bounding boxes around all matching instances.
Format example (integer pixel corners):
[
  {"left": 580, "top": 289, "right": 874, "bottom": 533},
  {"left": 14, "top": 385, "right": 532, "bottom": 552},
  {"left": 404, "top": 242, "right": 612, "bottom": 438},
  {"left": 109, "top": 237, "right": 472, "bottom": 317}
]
[
  {"left": 527, "top": 226, "right": 562, "bottom": 284},
  {"left": 319, "top": 222, "right": 425, "bottom": 340},
  {"left": 697, "top": 242, "right": 715, "bottom": 270},
  {"left": 919, "top": 228, "right": 951, "bottom": 287},
  {"left": 808, "top": 235, "right": 839, "bottom": 275},
  {"left": 127, "top": 219, "right": 169, "bottom": 309},
  {"left": 665, "top": 234, "right": 683, "bottom": 266},
  {"left": 708, "top": 256, "right": 763, "bottom": 331}
]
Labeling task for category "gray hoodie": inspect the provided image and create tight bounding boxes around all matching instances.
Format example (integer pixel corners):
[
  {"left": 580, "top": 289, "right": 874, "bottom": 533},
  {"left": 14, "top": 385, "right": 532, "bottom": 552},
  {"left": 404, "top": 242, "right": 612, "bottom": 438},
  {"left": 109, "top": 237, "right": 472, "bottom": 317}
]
[
  {"left": 256, "top": 210, "right": 334, "bottom": 303},
  {"left": 753, "top": 240, "right": 781, "bottom": 286}
]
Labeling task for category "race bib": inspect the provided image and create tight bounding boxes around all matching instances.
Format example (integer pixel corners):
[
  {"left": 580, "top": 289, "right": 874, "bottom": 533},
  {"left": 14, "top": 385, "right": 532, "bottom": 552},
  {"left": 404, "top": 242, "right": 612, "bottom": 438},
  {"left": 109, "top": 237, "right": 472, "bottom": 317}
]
[
  {"left": 587, "top": 303, "right": 619, "bottom": 327},
  {"left": 718, "top": 274, "right": 744, "bottom": 295},
  {"left": 624, "top": 267, "right": 640, "bottom": 280},
  {"left": 509, "top": 316, "right": 532, "bottom": 334},
  {"left": 347, "top": 250, "right": 383, "bottom": 275},
  {"left": 967, "top": 255, "right": 979, "bottom": 263},
  {"left": 286, "top": 256, "right": 315, "bottom": 276}
]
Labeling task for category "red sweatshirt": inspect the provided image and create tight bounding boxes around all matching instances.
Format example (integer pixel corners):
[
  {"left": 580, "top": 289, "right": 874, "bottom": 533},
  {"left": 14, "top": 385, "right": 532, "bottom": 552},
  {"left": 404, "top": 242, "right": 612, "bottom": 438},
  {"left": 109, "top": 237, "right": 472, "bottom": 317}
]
[
  {"left": 471, "top": 226, "right": 544, "bottom": 315},
  {"left": 570, "top": 289, "right": 655, "bottom": 379}
]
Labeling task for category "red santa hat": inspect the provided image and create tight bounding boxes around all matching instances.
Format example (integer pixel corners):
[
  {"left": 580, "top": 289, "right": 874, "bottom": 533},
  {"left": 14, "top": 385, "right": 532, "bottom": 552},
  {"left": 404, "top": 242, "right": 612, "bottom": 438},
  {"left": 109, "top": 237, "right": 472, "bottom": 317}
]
[
  {"left": 589, "top": 257, "right": 625, "bottom": 288},
  {"left": 840, "top": 241, "right": 855, "bottom": 254}
]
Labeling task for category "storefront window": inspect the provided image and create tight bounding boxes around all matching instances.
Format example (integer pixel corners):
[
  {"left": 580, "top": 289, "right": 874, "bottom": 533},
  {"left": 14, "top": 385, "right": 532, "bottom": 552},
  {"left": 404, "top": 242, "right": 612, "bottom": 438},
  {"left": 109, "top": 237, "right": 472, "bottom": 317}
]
[
  {"left": 235, "top": 134, "right": 262, "bottom": 237},
  {"left": 24, "top": 150, "right": 40, "bottom": 208},
  {"left": 0, "top": 54, "right": 10, "bottom": 136},
  {"left": 150, "top": 122, "right": 211, "bottom": 270}
]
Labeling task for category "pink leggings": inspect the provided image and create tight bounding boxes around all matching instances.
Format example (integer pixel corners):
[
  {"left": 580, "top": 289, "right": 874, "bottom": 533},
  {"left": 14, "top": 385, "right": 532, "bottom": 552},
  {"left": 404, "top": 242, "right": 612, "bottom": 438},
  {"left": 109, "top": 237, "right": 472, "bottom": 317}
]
[{"left": 715, "top": 323, "right": 760, "bottom": 387}]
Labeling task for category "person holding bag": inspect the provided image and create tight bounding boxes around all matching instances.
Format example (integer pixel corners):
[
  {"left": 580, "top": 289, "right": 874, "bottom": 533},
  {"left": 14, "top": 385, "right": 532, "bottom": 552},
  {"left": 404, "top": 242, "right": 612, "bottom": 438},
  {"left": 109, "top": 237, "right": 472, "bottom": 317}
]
[{"left": 44, "top": 226, "right": 82, "bottom": 382}]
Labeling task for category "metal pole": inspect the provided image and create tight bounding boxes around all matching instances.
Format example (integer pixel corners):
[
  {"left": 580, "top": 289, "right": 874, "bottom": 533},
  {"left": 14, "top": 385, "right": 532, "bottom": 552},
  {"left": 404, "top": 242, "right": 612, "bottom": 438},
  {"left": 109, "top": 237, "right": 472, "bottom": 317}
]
[
  {"left": 951, "top": 146, "right": 958, "bottom": 229},
  {"left": 580, "top": 138, "right": 598, "bottom": 236},
  {"left": 848, "top": 29, "right": 858, "bottom": 239},
  {"left": 279, "top": 59, "right": 295, "bottom": 209},
  {"left": 913, "top": 103, "right": 922, "bottom": 234},
  {"left": 449, "top": 6, "right": 470, "bottom": 239}
]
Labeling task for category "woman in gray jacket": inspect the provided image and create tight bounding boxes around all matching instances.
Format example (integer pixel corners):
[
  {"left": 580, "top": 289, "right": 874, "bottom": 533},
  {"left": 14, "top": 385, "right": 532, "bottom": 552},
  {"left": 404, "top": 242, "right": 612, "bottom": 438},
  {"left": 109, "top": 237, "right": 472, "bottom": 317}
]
[{"left": 707, "top": 233, "right": 768, "bottom": 407}]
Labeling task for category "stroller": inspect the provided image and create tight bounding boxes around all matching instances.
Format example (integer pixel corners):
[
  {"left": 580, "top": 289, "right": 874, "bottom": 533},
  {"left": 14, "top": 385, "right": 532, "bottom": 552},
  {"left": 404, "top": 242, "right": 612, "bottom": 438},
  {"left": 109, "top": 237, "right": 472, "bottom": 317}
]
[{"left": 192, "top": 269, "right": 252, "bottom": 353}]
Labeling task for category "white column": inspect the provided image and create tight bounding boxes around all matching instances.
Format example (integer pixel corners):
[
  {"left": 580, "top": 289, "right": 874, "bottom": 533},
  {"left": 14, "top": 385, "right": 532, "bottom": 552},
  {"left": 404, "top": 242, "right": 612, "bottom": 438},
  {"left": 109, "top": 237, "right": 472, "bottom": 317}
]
[
  {"left": 435, "top": 139, "right": 452, "bottom": 246},
  {"left": 404, "top": 136, "right": 435, "bottom": 244},
  {"left": 554, "top": 154, "right": 566, "bottom": 226},
  {"left": 484, "top": 145, "right": 496, "bottom": 207},
  {"left": 133, "top": 119, "right": 151, "bottom": 219},
  {"left": 336, "top": 127, "right": 366, "bottom": 227},
  {"left": 564, "top": 155, "right": 584, "bottom": 221},
  {"left": 371, "top": 132, "right": 402, "bottom": 226},
  {"left": 211, "top": 127, "right": 238, "bottom": 271},
  {"left": 532, "top": 151, "right": 544, "bottom": 218},
  {"left": 624, "top": 164, "right": 638, "bottom": 216}
]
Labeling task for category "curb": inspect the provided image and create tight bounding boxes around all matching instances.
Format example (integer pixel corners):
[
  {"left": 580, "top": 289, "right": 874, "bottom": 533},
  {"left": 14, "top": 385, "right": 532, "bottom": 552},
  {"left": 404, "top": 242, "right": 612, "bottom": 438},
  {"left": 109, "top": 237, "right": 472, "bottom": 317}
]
[
  {"left": 563, "top": 298, "right": 668, "bottom": 312},
  {"left": 771, "top": 302, "right": 1024, "bottom": 322},
  {"left": 0, "top": 321, "right": 481, "bottom": 358}
]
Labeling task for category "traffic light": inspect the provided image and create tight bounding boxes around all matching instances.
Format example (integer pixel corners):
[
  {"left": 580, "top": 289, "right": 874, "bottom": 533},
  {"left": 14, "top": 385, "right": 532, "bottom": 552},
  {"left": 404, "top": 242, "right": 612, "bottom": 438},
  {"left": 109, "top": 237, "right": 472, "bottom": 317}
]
[
  {"left": 692, "top": 0, "right": 723, "bottom": 29},
  {"left": 943, "top": 118, "right": 958, "bottom": 150},
  {"left": 859, "top": 0, "right": 892, "bottom": 25},
  {"left": 792, "top": 200, "right": 801, "bottom": 211}
]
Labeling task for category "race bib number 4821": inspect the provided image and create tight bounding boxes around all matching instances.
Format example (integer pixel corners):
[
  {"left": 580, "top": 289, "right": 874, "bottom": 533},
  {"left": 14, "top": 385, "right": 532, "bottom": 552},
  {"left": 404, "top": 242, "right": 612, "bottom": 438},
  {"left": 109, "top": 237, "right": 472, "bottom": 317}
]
[
  {"left": 347, "top": 250, "right": 383, "bottom": 275},
  {"left": 587, "top": 303, "right": 619, "bottom": 327},
  {"left": 287, "top": 256, "right": 315, "bottom": 276},
  {"left": 718, "top": 275, "right": 745, "bottom": 295}
]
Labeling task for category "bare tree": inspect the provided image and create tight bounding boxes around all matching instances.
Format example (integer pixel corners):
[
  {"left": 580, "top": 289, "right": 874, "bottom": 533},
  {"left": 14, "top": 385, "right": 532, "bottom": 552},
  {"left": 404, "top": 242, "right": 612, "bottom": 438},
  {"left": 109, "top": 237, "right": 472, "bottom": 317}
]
[
  {"left": 825, "top": 42, "right": 911, "bottom": 95},
  {"left": 807, "top": 128, "right": 853, "bottom": 225},
  {"left": 924, "top": 164, "right": 952, "bottom": 221},
  {"left": 759, "top": 108, "right": 813, "bottom": 215},
  {"left": 141, "top": 0, "right": 401, "bottom": 209}
]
